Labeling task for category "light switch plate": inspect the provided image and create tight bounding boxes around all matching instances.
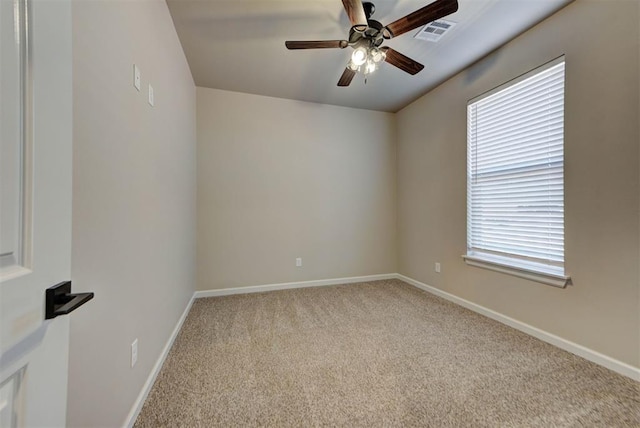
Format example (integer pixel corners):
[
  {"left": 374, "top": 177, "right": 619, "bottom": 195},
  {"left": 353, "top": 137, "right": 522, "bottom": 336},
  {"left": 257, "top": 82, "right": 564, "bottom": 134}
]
[
  {"left": 133, "top": 64, "right": 141, "bottom": 91},
  {"left": 148, "top": 84, "right": 154, "bottom": 106},
  {"left": 131, "top": 339, "right": 138, "bottom": 368}
]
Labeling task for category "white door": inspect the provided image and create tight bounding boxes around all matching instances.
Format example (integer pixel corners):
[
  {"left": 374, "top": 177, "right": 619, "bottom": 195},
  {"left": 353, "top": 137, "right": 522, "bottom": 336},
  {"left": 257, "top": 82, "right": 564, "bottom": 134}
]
[{"left": 0, "top": 0, "right": 75, "bottom": 426}]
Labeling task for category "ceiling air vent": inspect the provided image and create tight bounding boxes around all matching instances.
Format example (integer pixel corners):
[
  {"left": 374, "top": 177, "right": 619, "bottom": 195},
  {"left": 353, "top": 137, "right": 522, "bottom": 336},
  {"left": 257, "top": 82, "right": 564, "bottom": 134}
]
[{"left": 414, "top": 19, "right": 457, "bottom": 42}]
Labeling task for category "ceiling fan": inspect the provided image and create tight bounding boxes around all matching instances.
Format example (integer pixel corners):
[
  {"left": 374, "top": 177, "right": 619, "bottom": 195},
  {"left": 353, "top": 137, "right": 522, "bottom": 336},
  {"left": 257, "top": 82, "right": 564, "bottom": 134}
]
[{"left": 285, "top": 0, "right": 459, "bottom": 87}]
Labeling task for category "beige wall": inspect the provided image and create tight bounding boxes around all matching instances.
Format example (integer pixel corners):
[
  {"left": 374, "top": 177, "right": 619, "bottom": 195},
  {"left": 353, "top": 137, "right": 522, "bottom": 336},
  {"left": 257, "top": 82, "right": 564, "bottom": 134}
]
[
  {"left": 197, "top": 88, "right": 396, "bottom": 290},
  {"left": 68, "top": 1, "right": 196, "bottom": 426},
  {"left": 397, "top": 0, "right": 639, "bottom": 368}
]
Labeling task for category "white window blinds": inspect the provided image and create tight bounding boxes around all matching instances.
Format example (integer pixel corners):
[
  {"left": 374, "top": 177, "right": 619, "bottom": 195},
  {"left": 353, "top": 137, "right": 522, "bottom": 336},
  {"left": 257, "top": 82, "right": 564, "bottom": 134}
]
[{"left": 466, "top": 59, "right": 565, "bottom": 278}]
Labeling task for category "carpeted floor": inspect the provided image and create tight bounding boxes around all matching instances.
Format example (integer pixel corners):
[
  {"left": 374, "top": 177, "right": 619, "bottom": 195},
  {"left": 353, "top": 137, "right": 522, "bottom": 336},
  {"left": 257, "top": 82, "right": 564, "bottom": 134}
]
[{"left": 134, "top": 279, "right": 640, "bottom": 427}]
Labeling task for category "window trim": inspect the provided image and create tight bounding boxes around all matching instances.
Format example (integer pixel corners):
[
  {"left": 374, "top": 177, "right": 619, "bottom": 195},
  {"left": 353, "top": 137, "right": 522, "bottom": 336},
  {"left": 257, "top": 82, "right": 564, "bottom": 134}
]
[
  {"left": 464, "top": 56, "right": 570, "bottom": 287},
  {"left": 467, "top": 56, "right": 565, "bottom": 104},
  {"left": 462, "top": 254, "right": 570, "bottom": 288}
]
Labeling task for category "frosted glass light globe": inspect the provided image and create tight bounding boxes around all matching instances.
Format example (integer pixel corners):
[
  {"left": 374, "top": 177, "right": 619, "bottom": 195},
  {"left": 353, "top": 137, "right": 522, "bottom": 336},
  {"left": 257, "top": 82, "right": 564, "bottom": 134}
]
[{"left": 351, "top": 47, "right": 367, "bottom": 66}]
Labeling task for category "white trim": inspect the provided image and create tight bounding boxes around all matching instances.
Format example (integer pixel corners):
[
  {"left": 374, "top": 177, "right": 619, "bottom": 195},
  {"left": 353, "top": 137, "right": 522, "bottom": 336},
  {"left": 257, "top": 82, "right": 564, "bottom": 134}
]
[
  {"left": 397, "top": 274, "right": 640, "bottom": 381},
  {"left": 123, "top": 294, "right": 195, "bottom": 428},
  {"left": 194, "top": 274, "right": 397, "bottom": 298},
  {"left": 463, "top": 254, "right": 570, "bottom": 288},
  {"left": 468, "top": 55, "right": 565, "bottom": 104}
]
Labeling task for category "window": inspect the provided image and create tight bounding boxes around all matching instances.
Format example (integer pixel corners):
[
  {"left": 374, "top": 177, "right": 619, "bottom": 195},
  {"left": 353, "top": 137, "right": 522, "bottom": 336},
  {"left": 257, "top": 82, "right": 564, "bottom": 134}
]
[{"left": 464, "top": 58, "right": 569, "bottom": 287}]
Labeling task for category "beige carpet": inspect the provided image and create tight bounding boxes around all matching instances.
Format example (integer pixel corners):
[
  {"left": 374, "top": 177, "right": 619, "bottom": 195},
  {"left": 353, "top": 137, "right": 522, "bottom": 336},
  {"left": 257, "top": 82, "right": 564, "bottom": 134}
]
[{"left": 134, "top": 279, "right": 640, "bottom": 427}]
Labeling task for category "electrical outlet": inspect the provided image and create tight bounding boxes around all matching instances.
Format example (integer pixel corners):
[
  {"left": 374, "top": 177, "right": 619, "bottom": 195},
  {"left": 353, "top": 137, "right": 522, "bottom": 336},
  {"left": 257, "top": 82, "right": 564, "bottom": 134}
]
[
  {"left": 133, "top": 65, "right": 141, "bottom": 91},
  {"left": 131, "top": 339, "right": 138, "bottom": 368},
  {"left": 435, "top": 262, "right": 441, "bottom": 273},
  {"left": 295, "top": 257, "right": 302, "bottom": 267}
]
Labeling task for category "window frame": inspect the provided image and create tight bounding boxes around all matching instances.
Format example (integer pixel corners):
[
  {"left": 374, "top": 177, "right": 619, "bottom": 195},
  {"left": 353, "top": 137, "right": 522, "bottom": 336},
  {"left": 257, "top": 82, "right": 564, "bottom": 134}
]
[{"left": 463, "top": 57, "right": 570, "bottom": 288}]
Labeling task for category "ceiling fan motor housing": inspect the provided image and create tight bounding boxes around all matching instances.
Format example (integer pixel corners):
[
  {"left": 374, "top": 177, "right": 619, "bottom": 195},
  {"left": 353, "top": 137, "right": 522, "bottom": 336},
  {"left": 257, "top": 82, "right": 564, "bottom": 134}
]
[{"left": 349, "top": 19, "right": 384, "bottom": 48}]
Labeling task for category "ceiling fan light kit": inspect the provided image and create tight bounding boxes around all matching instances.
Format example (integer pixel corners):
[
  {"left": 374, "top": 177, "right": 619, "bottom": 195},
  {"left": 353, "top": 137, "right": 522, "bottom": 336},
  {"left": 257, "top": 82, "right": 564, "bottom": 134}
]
[
  {"left": 348, "top": 46, "right": 386, "bottom": 76},
  {"left": 285, "top": 0, "right": 459, "bottom": 87}
]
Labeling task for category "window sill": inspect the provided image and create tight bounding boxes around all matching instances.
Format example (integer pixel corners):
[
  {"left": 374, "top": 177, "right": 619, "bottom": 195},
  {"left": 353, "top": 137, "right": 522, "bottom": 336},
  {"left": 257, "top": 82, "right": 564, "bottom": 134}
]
[{"left": 462, "top": 254, "right": 570, "bottom": 288}]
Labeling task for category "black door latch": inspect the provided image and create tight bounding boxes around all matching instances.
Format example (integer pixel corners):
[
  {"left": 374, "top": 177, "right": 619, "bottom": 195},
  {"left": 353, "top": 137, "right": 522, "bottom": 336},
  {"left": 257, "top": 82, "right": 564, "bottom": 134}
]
[{"left": 45, "top": 281, "right": 94, "bottom": 320}]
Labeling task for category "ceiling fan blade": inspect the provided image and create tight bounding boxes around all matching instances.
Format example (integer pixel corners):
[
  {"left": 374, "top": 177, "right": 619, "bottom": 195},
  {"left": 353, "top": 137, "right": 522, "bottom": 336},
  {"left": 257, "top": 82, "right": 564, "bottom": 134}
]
[
  {"left": 337, "top": 67, "right": 356, "bottom": 87},
  {"left": 285, "top": 40, "right": 349, "bottom": 49},
  {"left": 342, "top": 0, "right": 368, "bottom": 29},
  {"left": 381, "top": 47, "right": 424, "bottom": 75},
  {"left": 384, "top": 0, "right": 458, "bottom": 38}
]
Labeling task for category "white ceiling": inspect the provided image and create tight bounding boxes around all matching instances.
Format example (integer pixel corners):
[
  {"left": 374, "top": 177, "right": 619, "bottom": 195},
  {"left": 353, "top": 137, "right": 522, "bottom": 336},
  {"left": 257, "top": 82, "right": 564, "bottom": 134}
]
[{"left": 167, "top": 0, "right": 573, "bottom": 112}]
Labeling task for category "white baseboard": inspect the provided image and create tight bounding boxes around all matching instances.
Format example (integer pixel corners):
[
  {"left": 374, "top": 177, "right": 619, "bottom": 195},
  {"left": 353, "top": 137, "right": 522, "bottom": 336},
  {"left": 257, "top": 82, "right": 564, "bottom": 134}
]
[
  {"left": 123, "top": 294, "right": 195, "bottom": 428},
  {"left": 194, "top": 273, "right": 397, "bottom": 298},
  {"left": 397, "top": 274, "right": 640, "bottom": 382}
]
